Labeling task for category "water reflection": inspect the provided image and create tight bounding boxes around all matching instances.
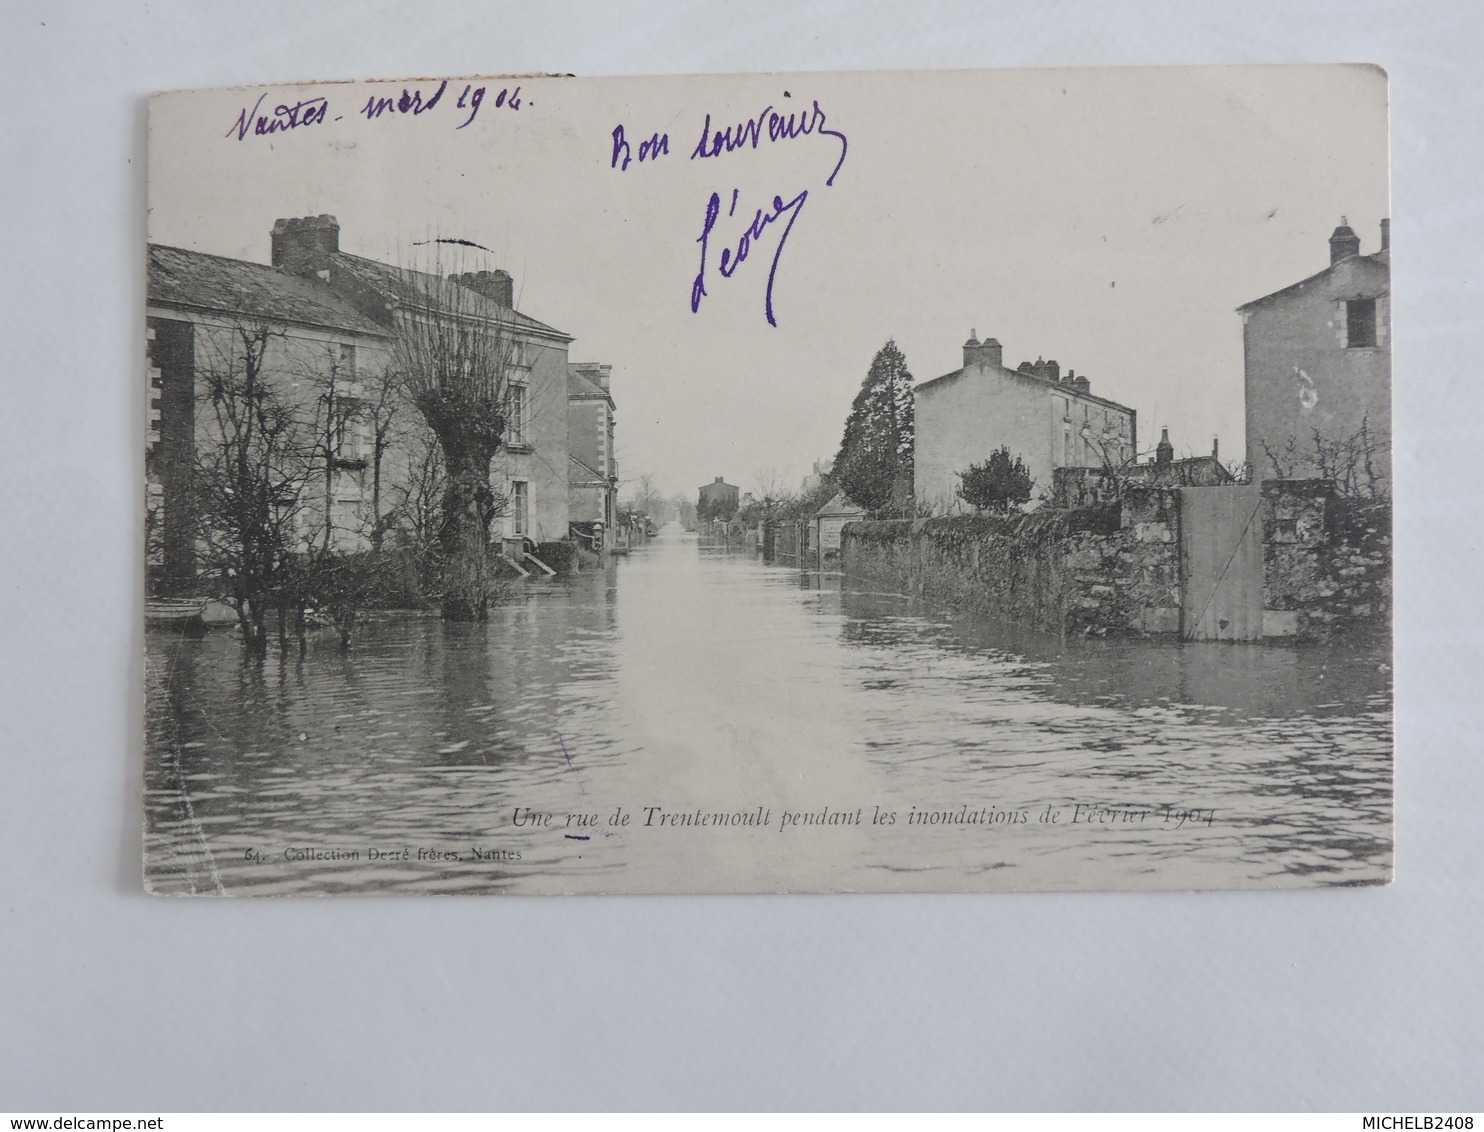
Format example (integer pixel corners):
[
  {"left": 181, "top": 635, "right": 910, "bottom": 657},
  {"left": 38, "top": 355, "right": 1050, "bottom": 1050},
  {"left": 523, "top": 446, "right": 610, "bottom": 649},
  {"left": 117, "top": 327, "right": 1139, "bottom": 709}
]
[
  {"left": 833, "top": 579, "right": 1391, "bottom": 719},
  {"left": 145, "top": 526, "right": 1391, "bottom": 895}
]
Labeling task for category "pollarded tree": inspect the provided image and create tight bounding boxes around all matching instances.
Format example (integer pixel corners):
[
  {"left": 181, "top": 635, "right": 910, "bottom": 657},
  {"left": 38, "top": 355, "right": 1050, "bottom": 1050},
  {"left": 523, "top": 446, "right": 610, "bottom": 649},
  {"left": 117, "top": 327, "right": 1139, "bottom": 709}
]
[
  {"left": 391, "top": 253, "right": 522, "bottom": 621},
  {"left": 835, "top": 340, "right": 914, "bottom": 516},
  {"left": 958, "top": 447, "right": 1034, "bottom": 513}
]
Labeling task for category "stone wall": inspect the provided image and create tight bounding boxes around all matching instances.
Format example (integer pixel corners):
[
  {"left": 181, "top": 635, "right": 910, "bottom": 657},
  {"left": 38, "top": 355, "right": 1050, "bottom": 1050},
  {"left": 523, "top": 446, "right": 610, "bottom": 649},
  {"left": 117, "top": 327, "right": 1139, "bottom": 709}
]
[
  {"left": 841, "top": 488, "right": 1179, "bottom": 637},
  {"left": 841, "top": 481, "right": 1389, "bottom": 641},
  {"left": 1260, "top": 480, "right": 1391, "bottom": 639}
]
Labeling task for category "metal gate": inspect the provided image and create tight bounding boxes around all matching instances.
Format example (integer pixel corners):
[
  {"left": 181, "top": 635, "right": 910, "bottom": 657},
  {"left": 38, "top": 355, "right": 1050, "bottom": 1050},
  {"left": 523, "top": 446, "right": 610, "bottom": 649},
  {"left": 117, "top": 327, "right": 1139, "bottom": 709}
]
[{"left": 1179, "top": 484, "right": 1265, "bottom": 641}]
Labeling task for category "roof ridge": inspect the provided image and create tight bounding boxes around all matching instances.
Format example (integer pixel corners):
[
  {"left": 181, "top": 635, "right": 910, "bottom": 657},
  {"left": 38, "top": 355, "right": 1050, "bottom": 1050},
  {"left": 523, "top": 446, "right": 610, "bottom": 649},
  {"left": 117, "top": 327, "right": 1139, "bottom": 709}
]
[
  {"left": 1237, "top": 252, "right": 1390, "bottom": 311},
  {"left": 147, "top": 243, "right": 393, "bottom": 338},
  {"left": 330, "top": 251, "right": 570, "bottom": 339}
]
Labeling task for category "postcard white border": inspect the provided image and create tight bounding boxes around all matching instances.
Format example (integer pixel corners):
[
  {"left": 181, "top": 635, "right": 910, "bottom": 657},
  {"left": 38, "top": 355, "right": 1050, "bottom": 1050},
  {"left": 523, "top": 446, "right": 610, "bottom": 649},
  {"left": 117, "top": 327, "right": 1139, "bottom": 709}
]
[{"left": 2, "top": 0, "right": 1479, "bottom": 1111}]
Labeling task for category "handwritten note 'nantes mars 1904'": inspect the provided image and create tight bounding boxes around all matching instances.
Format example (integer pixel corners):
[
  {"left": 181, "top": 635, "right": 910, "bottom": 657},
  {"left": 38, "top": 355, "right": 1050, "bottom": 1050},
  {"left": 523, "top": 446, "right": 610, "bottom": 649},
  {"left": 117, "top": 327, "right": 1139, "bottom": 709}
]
[{"left": 144, "top": 67, "right": 1392, "bottom": 896}]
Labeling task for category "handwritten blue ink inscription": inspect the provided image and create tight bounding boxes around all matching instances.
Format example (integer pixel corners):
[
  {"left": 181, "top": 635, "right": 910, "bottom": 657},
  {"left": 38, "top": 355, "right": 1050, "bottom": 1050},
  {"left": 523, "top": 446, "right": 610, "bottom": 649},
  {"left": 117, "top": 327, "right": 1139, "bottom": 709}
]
[
  {"left": 610, "top": 125, "right": 671, "bottom": 171},
  {"left": 227, "top": 93, "right": 330, "bottom": 141},
  {"left": 610, "top": 97, "right": 847, "bottom": 326},
  {"left": 692, "top": 187, "right": 809, "bottom": 329},
  {"left": 362, "top": 83, "right": 519, "bottom": 130},
  {"left": 361, "top": 81, "right": 447, "bottom": 120},
  {"left": 689, "top": 98, "right": 848, "bottom": 186},
  {"left": 227, "top": 82, "right": 521, "bottom": 140}
]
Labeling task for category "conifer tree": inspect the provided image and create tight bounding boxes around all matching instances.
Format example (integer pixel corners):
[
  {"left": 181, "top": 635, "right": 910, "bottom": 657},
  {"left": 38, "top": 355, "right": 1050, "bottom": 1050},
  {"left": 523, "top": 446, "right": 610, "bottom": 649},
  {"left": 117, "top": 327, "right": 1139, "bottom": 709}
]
[{"left": 834, "top": 340, "right": 915, "bottom": 516}]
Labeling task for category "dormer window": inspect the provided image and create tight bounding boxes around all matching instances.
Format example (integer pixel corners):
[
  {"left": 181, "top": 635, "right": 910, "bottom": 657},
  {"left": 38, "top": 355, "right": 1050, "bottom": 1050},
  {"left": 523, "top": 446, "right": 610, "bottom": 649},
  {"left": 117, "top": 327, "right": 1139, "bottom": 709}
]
[{"left": 1346, "top": 299, "right": 1377, "bottom": 348}]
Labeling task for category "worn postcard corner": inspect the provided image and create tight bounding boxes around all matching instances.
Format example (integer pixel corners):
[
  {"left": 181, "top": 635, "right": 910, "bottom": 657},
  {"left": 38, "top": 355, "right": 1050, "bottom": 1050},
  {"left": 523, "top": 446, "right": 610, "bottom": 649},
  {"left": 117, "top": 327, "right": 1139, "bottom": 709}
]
[{"left": 143, "top": 65, "right": 1391, "bottom": 896}]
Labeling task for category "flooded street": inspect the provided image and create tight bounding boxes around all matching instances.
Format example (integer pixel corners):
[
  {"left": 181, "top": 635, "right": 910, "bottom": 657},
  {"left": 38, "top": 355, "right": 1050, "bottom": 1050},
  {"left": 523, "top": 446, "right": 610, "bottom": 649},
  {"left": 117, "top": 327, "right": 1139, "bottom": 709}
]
[{"left": 145, "top": 525, "right": 1392, "bottom": 895}]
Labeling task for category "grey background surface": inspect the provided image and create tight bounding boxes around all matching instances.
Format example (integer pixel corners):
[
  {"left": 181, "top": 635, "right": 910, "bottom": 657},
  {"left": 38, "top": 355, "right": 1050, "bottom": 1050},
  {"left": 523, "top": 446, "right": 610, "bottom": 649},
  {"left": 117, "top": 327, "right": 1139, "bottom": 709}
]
[{"left": 1, "top": 0, "right": 1478, "bottom": 1111}]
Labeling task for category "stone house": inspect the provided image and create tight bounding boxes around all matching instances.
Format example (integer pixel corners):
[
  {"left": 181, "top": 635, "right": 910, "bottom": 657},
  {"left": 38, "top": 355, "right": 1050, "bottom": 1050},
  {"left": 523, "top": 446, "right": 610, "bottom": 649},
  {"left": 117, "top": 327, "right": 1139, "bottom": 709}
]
[
  {"left": 801, "top": 457, "right": 833, "bottom": 495},
  {"left": 1240, "top": 218, "right": 1391, "bottom": 490},
  {"left": 567, "top": 362, "right": 618, "bottom": 549},
  {"left": 269, "top": 215, "right": 577, "bottom": 550},
  {"left": 698, "top": 476, "right": 740, "bottom": 517},
  {"left": 146, "top": 243, "right": 396, "bottom": 595},
  {"left": 914, "top": 330, "right": 1138, "bottom": 514}
]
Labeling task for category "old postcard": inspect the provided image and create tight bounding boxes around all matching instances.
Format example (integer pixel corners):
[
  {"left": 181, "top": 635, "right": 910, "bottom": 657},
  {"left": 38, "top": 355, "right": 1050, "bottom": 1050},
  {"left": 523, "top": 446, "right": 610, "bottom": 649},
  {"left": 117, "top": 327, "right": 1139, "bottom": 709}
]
[{"left": 144, "top": 66, "right": 1392, "bottom": 895}]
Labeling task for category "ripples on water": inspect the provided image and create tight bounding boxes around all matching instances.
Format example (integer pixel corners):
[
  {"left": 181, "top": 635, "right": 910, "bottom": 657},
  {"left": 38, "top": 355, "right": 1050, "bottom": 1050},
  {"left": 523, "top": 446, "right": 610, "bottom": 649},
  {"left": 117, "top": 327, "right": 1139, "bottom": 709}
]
[{"left": 145, "top": 527, "right": 1391, "bottom": 895}]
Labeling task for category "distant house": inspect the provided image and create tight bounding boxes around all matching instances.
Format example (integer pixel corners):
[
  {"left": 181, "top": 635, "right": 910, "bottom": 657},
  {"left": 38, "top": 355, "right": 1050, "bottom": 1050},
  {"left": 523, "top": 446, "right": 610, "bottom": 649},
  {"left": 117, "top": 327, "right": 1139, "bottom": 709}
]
[
  {"left": 914, "top": 329, "right": 1138, "bottom": 513},
  {"left": 698, "top": 476, "right": 740, "bottom": 517},
  {"left": 801, "top": 457, "right": 833, "bottom": 494},
  {"left": 146, "top": 242, "right": 396, "bottom": 594},
  {"left": 270, "top": 215, "right": 576, "bottom": 548},
  {"left": 1052, "top": 428, "right": 1233, "bottom": 508},
  {"left": 1240, "top": 217, "right": 1391, "bottom": 489},
  {"left": 813, "top": 491, "right": 865, "bottom": 565},
  {"left": 567, "top": 362, "right": 618, "bottom": 549}
]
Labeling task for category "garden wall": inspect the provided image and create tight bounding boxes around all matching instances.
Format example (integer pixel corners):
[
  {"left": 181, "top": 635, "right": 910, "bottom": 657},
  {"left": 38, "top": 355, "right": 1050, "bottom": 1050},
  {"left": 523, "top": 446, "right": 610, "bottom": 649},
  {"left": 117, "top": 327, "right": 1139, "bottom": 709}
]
[
  {"left": 840, "top": 488, "right": 1181, "bottom": 637},
  {"left": 1260, "top": 481, "right": 1391, "bottom": 639},
  {"left": 841, "top": 482, "right": 1390, "bottom": 641}
]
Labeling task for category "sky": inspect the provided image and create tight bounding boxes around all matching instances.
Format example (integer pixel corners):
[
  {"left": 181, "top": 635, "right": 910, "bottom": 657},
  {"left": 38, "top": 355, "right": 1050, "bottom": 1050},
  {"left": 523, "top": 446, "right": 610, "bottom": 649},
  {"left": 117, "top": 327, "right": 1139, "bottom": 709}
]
[{"left": 148, "top": 65, "right": 1388, "bottom": 501}]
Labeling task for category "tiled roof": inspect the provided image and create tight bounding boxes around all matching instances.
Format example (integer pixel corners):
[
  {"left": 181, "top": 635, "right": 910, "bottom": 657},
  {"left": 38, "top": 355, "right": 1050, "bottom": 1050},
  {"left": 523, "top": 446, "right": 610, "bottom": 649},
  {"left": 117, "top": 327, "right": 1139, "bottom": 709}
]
[
  {"left": 331, "top": 254, "right": 571, "bottom": 341},
  {"left": 917, "top": 360, "right": 1136, "bottom": 415},
  {"left": 147, "top": 244, "right": 392, "bottom": 338},
  {"left": 567, "top": 369, "right": 611, "bottom": 400},
  {"left": 569, "top": 454, "right": 609, "bottom": 483},
  {"left": 813, "top": 491, "right": 865, "bottom": 518},
  {"left": 1236, "top": 251, "right": 1389, "bottom": 312}
]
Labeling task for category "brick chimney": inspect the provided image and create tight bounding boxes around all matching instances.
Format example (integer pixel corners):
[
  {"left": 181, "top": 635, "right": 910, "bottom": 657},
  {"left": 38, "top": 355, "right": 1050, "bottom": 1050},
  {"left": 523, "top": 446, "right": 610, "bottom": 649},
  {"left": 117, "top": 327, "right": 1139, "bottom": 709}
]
[
  {"left": 962, "top": 328, "right": 1002, "bottom": 369},
  {"left": 1072, "top": 374, "right": 1091, "bottom": 395},
  {"left": 1329, "top": 216, "right": 1361, "bottom": 264},
  {"left": 457, "top": 269, "right": 514, "bottom": 308},
  {"left": 1156, "top": 427, "right": 1174, "bottom": 466},
  {"left": 271, "top": 215, "right": 340, "bottom": 276}
]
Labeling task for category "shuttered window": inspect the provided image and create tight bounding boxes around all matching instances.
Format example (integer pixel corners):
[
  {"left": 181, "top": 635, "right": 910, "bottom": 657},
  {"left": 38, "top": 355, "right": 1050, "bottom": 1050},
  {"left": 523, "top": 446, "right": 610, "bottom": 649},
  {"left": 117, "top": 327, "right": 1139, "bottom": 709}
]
[{"left": 1346, "top": 299, "right": 1377, "bottom": 348}]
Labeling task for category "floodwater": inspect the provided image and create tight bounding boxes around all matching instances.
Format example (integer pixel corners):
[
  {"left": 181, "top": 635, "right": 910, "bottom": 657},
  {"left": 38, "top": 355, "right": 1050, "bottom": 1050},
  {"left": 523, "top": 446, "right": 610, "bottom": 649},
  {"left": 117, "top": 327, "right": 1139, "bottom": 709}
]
[{"left": 144, "top": 524, "right": 1392, "bottom": 895}]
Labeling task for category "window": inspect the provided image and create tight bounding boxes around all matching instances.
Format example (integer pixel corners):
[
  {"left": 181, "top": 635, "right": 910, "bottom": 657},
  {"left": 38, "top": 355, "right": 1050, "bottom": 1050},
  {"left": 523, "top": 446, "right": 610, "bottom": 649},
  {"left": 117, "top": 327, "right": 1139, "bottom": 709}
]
[
  {"left": 330, "top": 342, "right": 358, "bottom": 382},
  {"left": 507, "top": 383, "right": 527, "bottom": 446},
  {"left": 512, "top": 480, "right": 529, "bottom": 536},
  {"left": 1347, "top": 299, "right": 1377, "bottom": 348}
]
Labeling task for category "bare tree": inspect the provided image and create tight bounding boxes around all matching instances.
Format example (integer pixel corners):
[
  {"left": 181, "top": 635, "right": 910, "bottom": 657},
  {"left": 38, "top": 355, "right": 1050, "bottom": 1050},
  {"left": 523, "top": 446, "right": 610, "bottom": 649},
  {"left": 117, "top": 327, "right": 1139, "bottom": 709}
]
[
  {"left": 747, "top": 468, "right": 796, "bottom": 523},
  {"left": 1258, "top": 435, "right": 1301, "bottom": 481},
  {"left": 1311, "top": 416, "right": 1385, "bottom": 499},
  {"left": 387, "top": 417, "right": 448, "bottom": 557},
  {"left": 362, "top": 357, "right": 403, "bottom": 545},
  {"left": 190, "top": 320, "right": 317, "bottom": 652},
  {"left": 619, "top": 472, "right": 667, "bottom": 531},
  {"left": 1258, "top": 418, "right": 1385, "bottom": 498},
  {"left": 390, "top": 257, "right": 523, "bottom": 620}
]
